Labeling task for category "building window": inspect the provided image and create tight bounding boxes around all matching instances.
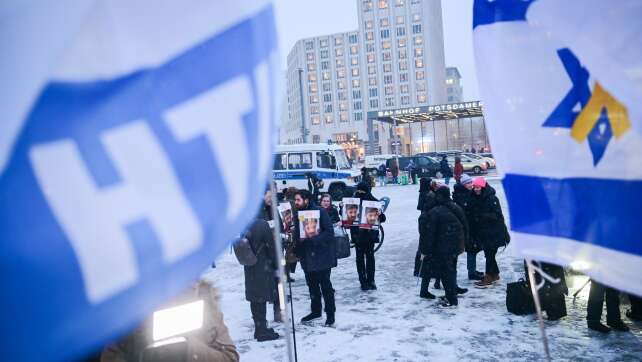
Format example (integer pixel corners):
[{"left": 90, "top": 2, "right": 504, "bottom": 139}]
[
  {"left": 353, "top": 101, "right": 362, "bottom": 110},
  {"left": 380, "top": 18, "right": 389, "bottom": 27},
  {"left": 384, "top": 74, "right": 393, "bottom": 84},
  {"left": 412, "top": 0, "right": 421, "bottom": 4},
  {"left": 366, "top": 43, "right": 375, "bottom": 52},
  {"left": 309, "top": 83, "right": 318, "bottom": 93},
  {"left": 320, "top": 50, "right": 329, "bottom": 59},
  {"left": 382, "top": 40, "right": 391, "bottom": 49},
  {"left": 351, "top": 57, "right": 359, "bottom": 65},
  {"left": 400, "top": 84, "right": 409, "bottom": 93},
  {"left": 401, "top": 95, "right": 410, "bottom": 105},
  {"left": 324, "top": 104, "right": 333, "bottom": 113},
  {"left": 321, "top": 61, "right": 330, "bottom": 70},
  {"left": 383, "top": 63, "right": 392, "bottom": 73},
  {"left": 308, "top": 73, "right": 317, "bottom": 82},
  {"left": 396, "top": 27, "right": 406, "bottom": 36},
  {"left": 413, "top": 24, "right": 422, "bottom": 34},
  {"left": 349, "top": 34, "right": 359, "bottom": 44},
  {"left": 366, "top": 31, "right": 374, "bottom": 41},
  {"left": 309, "top": 95, "right": 319, "bottom": 103},
  {"left": 311, "top": 115, "right": 321, "bottom": 125},
  {"left": 412, "top": 13, "right": 421, "bottom": 22},
  {"left": 415, "top": 48, "right": 423, "bottom": 57},
  {"left": 414, "top": 36, "right": 423, "bottom": 45},
  {"left": 382, "top": 52, "right": 392, "bottom": 61},
  {"left": 339, "top": 102, "right": 348, "bottom": 111},
  {"left": 448, "top": 87, "right": 453, "bottom": 94},
  {"left": 417, "top": 94, "right": 427, "bottom": 103},
  {"left": 337, "top": 80, "right": 345, "bottom": 89},
  {"left": 340, "top": 111, "right": 349, "bottom": 122},
  {"left": 369, "top": 88, "right": 378, "bottom": 97},
  {"left": 378, "top": 0, "right": 388, "bottom": 9},
  {"left": 399, "top": 49, "right": 407, "bottom": 59},
  {"left": 369, "top": 77, "right": 377, "bottom": 86},
  {"left": 310, "top": 105, "right": 320, "bottom": 114},
  {"left": 323, "top": 82, "right": 331, "bottom": 91},
  {"left": 396, "top": 15, "right": 405, "bottom": 24},
  {"left": 385, "top": 98, "right": 395, "bottom": 107},
  {"left": 398, "top": 38, "right": 407, "bottom": 47},
  {"left": 305, "top": 41, "right": 314, "bottom": 50},
  {"left": 368, "top": 65, "right": 376, "bottom": 74},
  {"left": 396, "top": 0, "right": 405, "bottom": 5},
  {"left": 446, "top": 78, "right": 454, "bottom": 85},
  {"left": 416, "top": 71, "right": 425, "bottom": 80},
  {"left": 306, "top": 53, "right": 315, "bottom": 61},
  {"left": 352, "top": 68, "right": 360, "bottom": 77},
  {"left": 352, "top": 79, "right": 361, "bottom": 87},
  {"left": 320, "top": 39, "right": 328, "bottom": 47},
  {"left": 381, "top": 29, "right": 390, "bottom": 39},
  {"left": 365, "top": 20, "right": 373, "bottom": 29},
  {"left": 350, "top": 46, "right": 359, "bottom": 55},
  {"left": 415, "top": 58, "right": 424, "bottom": 68},
  {"left": 335, "top": 48, "right": 344, "bottom": 56},
  {"left": 323, "top": 93, "right": 332, "bottom": 102},
  {"left": 336, "top": 58, "right": 345, "bottom": 67},
  {"left": 416, "top": 82, "right": 425, "bottom": 91},
  {"left": 338, "top": 91, "right": 347, "bottom": 100},
  {"left": 367, "top": 53, "right": 375, "bottom": 63},
  {"left": 307, "top": 63, "right": 316, "bottom": 71},
  {"left": 353, "top": 90, "right": 362, "bottom": 99},
  {"left": 311, "top": 134, "right": 320, "bottom": 144},
  {"left": 385, "top": 85, "right": 394, "bottom": 95},
  {"left": 399, "top": 60, "right": 407, "bottom": 70},
  {"left": 448, "top": 96, "right": 454, "bottom": 102},
  {"left": 400, "top": 73, "right": 409, "bottom": 82},
  {"left": 337, "top": 69, "right": 346, "bottom": 78},
  {"left": 354, "top": 112, "right": 363, "bottom": 121},
  {"left": 324, "top": 114, "right": 333, "bottom": 124},
  {"left": 335, "top": 37, "right": 343, "bottom": 46},
  {"left": 322, "top": 71, "right": 330, "bottom": 80},
  {"left": 363, "top": 1, "right": 373, "bottom": 11},
  {"left": 370, "top": 99, "right": 379, "bottom": 108}
]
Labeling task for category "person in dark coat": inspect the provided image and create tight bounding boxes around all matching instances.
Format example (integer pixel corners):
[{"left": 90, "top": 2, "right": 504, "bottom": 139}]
[
  {"left": 440, "top": 156, "right": 453, "bottom": 185},
  {"left": 244, "top": 218, "right": 280, "bottom": 341},
  {"left": 293, "top": 190, "right": 337, "bottom": 326},
  {"left": 417, "top": 177, "right": 432, "bottom": 211},
  {"left": 376, "top": 163, "right": 387, "bottom": 186},
  {"left": 416, "top": 180, "right": 443, "bottom": 297},
  {"left": 351, "top": 181, "right": 386, "bottom": 291},
  {"left": 405, "top": 159, "right": 417, "bottom": 184},
  {"left": 306, "top": 172, "right": 322, "bottom": 204},
  {"left": 627, "top": 294, "right": 642, "bottom": 322},
  {"left": 320, "top": 194, "right": 341, "bottom": 224},
  {"left": 587, "top": 281, "right": 629, "bottom": 333},
  {"left": 467, "top": 177, "right": 510, "bottom": 288},
  {"left": 420, "top": 187, "right": 468, "bottom": 306},
  {"left": 453, "top": 157, "right": 464, "bottom": 184},
  {"left": 390, "top": 158, "right": 400, "bottom": 184},
  {"left": 257, "top": 188, "right": 274, "bottom": 222},
  {"left": 452, "top": 174, "right": 483, "bottom": 280}
]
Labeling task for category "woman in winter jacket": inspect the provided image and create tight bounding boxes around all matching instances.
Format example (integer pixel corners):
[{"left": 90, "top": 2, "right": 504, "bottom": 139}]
[
  {"left": 453, "top": 157, "right": 464, "bottom": 183},
  {"left": 467, "top": 177, "right": 510, "bottom": 288},
  {"left": 320, "top": 194, "right": 341, "bottom": 224}
]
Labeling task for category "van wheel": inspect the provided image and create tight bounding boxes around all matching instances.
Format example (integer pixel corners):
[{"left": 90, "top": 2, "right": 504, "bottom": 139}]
[
  {"left": 473, "top": 166, "right": 482, "bottom": 174},
  {"left": 329, "top": 184, "right": 345, "bottom": 201}
]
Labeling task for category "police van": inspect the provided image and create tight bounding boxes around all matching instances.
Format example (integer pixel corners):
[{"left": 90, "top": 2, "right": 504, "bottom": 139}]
[{"left": 273, "top": 144, "right": 361, "bottom": 200}]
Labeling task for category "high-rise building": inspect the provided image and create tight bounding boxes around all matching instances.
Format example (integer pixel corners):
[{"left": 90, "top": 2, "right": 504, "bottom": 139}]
[
  {"left": 446, "top": 66, "right": 463, "bottom": 103},
  {"left": 282, "top": 0, "right": 447, "bottom": 160}
]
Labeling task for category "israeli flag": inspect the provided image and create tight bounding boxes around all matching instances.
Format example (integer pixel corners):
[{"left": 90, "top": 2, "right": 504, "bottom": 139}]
[
  {"left": 0, "top": 1, "right": 278, "bottom": 360},
  {"left": 473, "top": 0, "right": 642, "bottom": 296}
]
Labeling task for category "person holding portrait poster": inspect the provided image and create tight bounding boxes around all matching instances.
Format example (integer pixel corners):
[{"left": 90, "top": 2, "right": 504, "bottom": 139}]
[
  {"left": 293, "top": 190, "right": 337, "bottom": 327},
  {"left": 360, "top": 200, "right": 382, "bottom": 230},
  {"left": 351, "top": 182, "right": 386, "bottom": 291}
]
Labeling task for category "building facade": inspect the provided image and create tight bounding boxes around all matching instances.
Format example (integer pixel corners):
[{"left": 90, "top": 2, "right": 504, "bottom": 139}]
[
  {"left": 446, "top": 66, "right": 463, "bottom": 103},
  {"left": 282, "top": 0, "right": 448, "bottom": 160}
]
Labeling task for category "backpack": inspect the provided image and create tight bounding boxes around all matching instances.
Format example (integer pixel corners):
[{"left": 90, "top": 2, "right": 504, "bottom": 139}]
[
  {"left": 232, "top": 230, "right": 263, "bottom": 266},
  {"left": 506, "top": 278, "right": 536, "bottom": 315}
]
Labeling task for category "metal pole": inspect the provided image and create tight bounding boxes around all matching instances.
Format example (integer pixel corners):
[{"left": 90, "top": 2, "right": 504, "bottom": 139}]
[
  {"left": 481, "top": 116, "right": 489, "bottom": 151},
  {"left": 408, "top": 123, "right": 412, "bottom": 156},
  {"left": 432, "top": 120, "right": 436, "bottom": 152},
  {"left": 297, "top": 68, "right": 307, "bottom": 143},
  {"left": 269, "top": 182, "right": 295, "bottom": 362},
  {"left": 420, "top": 121, "right": 425, "bottom": 153},
  {"left": 469, "top": 117, "right": 474, "bottom": 151},
  {"left": 445, "top": 120, "right": 449, "bottom": 150},
  {"left": 526, "top": 259, "right": 552, "bottom": 362},
  {"left": 457, "top": 118, "right": 461, "bottom": 150}
]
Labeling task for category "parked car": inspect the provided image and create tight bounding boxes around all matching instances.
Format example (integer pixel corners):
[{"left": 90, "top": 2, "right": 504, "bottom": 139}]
[
  {"left": 386, "top": 156, "right": 441, "bottom": 178},
  {"left": 463, "top": 153, "right": 496, "bottom": 169},
  {"left": 445, "top": 154, "right": 487, "bottom": 175}
]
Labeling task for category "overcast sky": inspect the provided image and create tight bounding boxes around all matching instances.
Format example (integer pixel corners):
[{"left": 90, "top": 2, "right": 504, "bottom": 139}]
[{"left": 273, "top": 0, "right": 479, "bottom": 100}]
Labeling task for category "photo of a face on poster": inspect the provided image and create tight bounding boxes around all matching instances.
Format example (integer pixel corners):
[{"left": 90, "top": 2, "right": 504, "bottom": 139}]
[
  {"left": 360, "top": 200, "right": 382, "bottom": 229},
  {"left": 278, "top": 202, "right": 293, "bottom": 227},
  {"left": 341, "top": 198, "right": 361, "bottom": 227},
  {"left": 298, "top": 210, "right": 320, "bottom": 239}
]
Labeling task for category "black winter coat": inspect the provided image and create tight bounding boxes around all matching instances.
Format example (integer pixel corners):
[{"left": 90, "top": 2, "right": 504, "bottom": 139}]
[
  {"left": 257, "top": 203, "right": 273, "bottom": 222},
  {"left": 415, "top": 191, "right": 437, "bottom": 277},
  {"left": 440, "top": 159, "right": 453, "bottom": 177},
  {"left": 452, "top": 184, "right": 480, "bottom": 253},
  {"left": 467, "top": 186, "right": 510, "bottom": 249},
  {"left": 419, "top": 196, "right": 467, "bottom": 257},
  {"left": 294, "top": 205, "right": 337, "bottom": 272},
  {"left": 417, "top": 191, "right": 430, "bottom": 211},
  {"left": 350, "top": 189, "right": 385, "bottom": 246},
  {"left": 244, "top": 219, "right": 278, "bottom": 303}
]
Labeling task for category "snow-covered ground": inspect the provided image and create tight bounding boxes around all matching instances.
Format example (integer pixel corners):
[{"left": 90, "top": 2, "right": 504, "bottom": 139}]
[{"left": 203, "top": 177, "right": 642, "bottom": 361}]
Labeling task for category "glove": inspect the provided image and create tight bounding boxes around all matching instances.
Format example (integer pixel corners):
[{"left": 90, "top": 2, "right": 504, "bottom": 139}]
[{"left": 378, "top": 213, "right": 386, "bottom": 223}]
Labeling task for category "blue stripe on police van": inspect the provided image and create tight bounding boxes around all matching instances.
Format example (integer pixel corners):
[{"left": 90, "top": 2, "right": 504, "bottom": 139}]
[
  {"left": 273, "top": 171, "right": 353, "bottom": 180},
  {"left": 503, "top": 173, "right": 642, "bottom": 257}
]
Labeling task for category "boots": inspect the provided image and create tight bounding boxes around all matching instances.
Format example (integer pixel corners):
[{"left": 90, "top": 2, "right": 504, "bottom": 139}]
[
  {"left": 474, "top": 274, "right": 495, "bottom": 288},
  {"left": 301, "top": 312, "right": 322, "bottom": 323},
  {"left": 325, "top": 312, "right": 335, "bottom": 326},
  {"left": 587, "top": 320, "right": 611, "bottom": 334},
  {"left": 254, "top": 321, "right": 279, "bottom": 342},
  {"left": 420, "top": 290, "right": 436, "bottom": 299},
  {"left": 607, "top": 320, "right": 630, "bottom": 332}
]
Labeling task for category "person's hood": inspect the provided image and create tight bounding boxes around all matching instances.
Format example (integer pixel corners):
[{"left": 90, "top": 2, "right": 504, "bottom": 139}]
[
  {"left": 357, "top": 181, "right": 372, "bottom": 193},
  {"left": 434, "top": 186, "right": 451, "bottom": 205},
  {"left": 474, "top": 184, "right": 496, "bottom": 200},
  {"left": 453, "top": 183, "right": 469, "bottom": 193}
]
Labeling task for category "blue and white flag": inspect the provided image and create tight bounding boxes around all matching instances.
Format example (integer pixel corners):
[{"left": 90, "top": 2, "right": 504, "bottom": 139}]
[
  {"left": 0, "top": 1, "right": 278, "bottom": 360},
  {"left": 473, "top": 0, "right": 642, "bottom": 296}
]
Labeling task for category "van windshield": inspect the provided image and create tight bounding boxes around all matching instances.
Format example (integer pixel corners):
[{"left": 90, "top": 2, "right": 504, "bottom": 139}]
[
  {"left": 334, "top": 150, "right": 351, "bottom": 169},
  {"left": 317, "top": 151, "right": 337, "bottom": 169}
]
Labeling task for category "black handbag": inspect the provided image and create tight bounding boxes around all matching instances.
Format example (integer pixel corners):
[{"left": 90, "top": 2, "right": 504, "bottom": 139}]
[
  {"left": 334, "top": 226, "right": 351, "bottom": 259},
  {"left": 506, "top": 278, "right": 536, "bottom": 315}
]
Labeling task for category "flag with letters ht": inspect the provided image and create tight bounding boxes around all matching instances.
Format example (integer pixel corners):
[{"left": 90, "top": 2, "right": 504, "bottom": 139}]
[
  {"left": 0, "top": 1, "right": 278, "bottom": 360},
  {"left": 473, "top": 0, "right": 642, "bottom": 296}
]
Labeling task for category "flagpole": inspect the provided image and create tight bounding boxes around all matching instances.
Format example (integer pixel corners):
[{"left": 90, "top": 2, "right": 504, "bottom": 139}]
[
  {"left": 526, "top": 259, "right": 552, "bottom": 362},
  {"left": 269, "top": 181, "right": 295, "bottom": 362}
]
